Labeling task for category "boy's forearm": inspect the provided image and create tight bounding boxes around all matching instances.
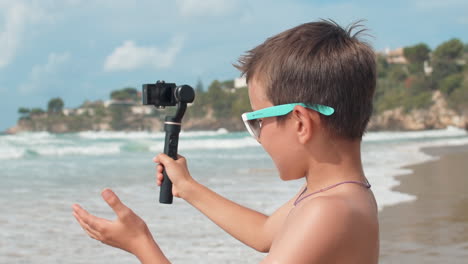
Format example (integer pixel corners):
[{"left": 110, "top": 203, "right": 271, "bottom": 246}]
[
  {"left": 134, "top": 235, "right": 171, "bottom": 264},
  {"left": 181, "top": 181, "right": 271, "bottom": 252}
]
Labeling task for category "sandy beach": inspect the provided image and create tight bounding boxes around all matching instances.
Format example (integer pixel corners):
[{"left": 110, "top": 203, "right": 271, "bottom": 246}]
[{"left": 379, "top": 144, "right": 468, "bottom": 263}]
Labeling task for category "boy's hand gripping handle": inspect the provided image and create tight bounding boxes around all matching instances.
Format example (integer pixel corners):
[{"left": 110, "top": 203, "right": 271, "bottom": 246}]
[{"left": 160, "top": 120, "right": 181, "bottom": 204}]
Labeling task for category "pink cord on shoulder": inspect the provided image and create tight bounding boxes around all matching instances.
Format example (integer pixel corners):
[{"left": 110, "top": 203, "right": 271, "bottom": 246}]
[{"left": 293, "top": 180, "right": 371, "bottom": 206}]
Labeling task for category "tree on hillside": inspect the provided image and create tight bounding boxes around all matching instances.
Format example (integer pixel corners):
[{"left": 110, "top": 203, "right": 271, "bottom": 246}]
[
  {"left": 207, "top": 80, "right": 234, "bottom": 118},
  {"left": 404, "top": 43, "right": 430, "bottom": 74},
  {"left": 431, "top": 39, "right": 465, "bottom": 91},
  {"left": 220, "top": 80, "right": 234, "bottom": 89},
  {"left": 440, "top": 74, "right": 463, "bottom": 95},
  {"left": 433, "top": 38, "right": 464, "bottom": 61},
  {"left": 376, "top": 55, "right": 389, "bottom": 78},
  {"left": 18, "top": 107, "right": 30, "bottom": 119},
  {"left": 31, "top": 108, "right": 45, "bottom": 116},
  {"left": 48, "top": 98, "right": 64, "bottom": 114},
  {"left": 231, "top": 87, "right": 251, "bottom": 116},
  {"left": 448, "top": 79, "right": 468, "bottom": 112},
  {"left": 111, "top": 87, "right": 138, "bottom": 101}
]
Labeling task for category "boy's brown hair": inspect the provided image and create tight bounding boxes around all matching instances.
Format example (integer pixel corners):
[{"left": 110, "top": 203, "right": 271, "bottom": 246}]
[{"left": 235, "top": 19, "right": 376, "bottom": 140}]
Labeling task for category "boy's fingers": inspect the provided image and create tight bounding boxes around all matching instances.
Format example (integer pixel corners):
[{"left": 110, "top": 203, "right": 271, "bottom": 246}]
[
  {"left": 157, "top": 164, "right": 164, "bottom": 172},
  {"left": 72, "top": 204, "right": 106, "bottom": 234},
  {"left": 154, "top": 153, "right": 184, "bottom": 164},
  {"left": 73, "top": 211, "right": 101, "bottom": 240},
  {"left": 153, "top": 153, "right": 172, "bottom": 165},
  {"left": 101, "top": 189, "right": 130, "bottom": 219}
]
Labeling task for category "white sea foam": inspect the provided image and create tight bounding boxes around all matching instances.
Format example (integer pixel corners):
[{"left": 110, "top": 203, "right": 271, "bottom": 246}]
[
  {"left": 148, "top": 137, "right": 259, "bottom": 152},
  {"left": 180, "top": 128, "right": 229, "bottom": 137},
  {"left": 78, "top": 131, "right": 166, "bottom": 139},
  {"left": 181, "top": 137, "right": 258, "bottom": 150},
  {"left": 35, "top": 144, "right": 122, "bottom": 156},
  {"left": 363, "top": 131, "right": 468, "bottom": 211},
  {"left": 0, "top": 145, "right": 25, "bottom": 160},
  {"left": 363, "top": 144, "right": 433, "bottom": 210},
  {"left": 77, "top": 129, "right": 229, "bottom": 140},
  {"left": 363, "top": 126, "right": 467, "bottom": 142}
]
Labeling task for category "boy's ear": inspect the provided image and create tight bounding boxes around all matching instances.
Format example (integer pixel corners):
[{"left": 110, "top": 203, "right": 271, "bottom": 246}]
[{"left": 292, "top": 105, "right": 320, "bottom": 144}]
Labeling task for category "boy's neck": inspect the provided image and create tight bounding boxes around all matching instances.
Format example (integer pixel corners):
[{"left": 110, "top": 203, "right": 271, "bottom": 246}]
[{"left": 304, "top": 137, "right": 366, "bottom": 190}]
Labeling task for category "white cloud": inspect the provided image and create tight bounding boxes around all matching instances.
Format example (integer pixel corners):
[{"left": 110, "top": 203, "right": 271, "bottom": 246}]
[
  {"left": 19, "top": 52, "right": 71, "bottom": 94},
  {"left": 103, "top": 37, "right": 184, "bottom": 72},
  {"left": 176, "top": 0, "right": 237, "bottom": 17},
  {"left": 0, "top": 3, "right": 29, "bottom": 68},
  {"left": 0, "top": 2, "right": 47, "bottom": 69}
]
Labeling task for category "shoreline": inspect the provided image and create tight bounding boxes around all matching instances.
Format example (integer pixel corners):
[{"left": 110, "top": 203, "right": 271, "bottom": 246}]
[{"left": 379, "top": 144, "right": 468, "bottom": 263}]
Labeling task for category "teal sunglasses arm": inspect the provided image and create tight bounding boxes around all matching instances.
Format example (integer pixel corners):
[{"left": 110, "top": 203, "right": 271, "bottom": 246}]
[{"left": 245, "top": 103, "right": 334, "bottom": 120}]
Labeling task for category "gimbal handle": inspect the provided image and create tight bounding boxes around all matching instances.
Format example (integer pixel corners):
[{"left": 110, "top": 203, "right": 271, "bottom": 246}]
[{"left": 159, "top": 102, "right": 187, "bottom": 204}]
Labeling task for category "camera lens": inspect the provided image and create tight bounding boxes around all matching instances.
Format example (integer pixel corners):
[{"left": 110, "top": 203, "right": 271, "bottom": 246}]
[{"left": 175, "top": 85, "right": 195, "bottom": 103}]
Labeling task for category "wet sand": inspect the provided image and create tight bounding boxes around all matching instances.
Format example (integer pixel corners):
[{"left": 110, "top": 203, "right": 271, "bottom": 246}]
[{"left": 379, "top": 145, "right": 468, "bottom": 263}]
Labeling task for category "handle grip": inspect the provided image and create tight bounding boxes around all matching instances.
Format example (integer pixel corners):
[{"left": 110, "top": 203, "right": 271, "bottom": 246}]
[
  {"left": 159, "top": 129, "right": 179, "bottom": 204},
  {"left": 160, "top": 169, "right": 173, "bottom": 204}
]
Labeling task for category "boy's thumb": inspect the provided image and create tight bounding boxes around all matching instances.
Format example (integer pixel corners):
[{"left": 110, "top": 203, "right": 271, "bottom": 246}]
[{"left": 101, "top": 188, "right": 128, "bottom": 218}]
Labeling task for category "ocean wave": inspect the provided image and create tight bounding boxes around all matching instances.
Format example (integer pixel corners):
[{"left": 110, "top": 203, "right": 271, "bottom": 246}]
[
  {"left": 148, "top": 137, "right": 259, "bottom": 152},
  {"left": 77, "top": 128, "right": 229, "bottom": 140},
  {"left": 78, "top": 131, "right": 166, "bottom": 140},
  {"left": 1, "top": 128, "right": 467, "bottom": 161},
  {"left": 363, "top": 126, "right": 467, "bottom": 143},
  {"left": 180, "top": 128, "right": 229, "bottom": 137},
  {"left": 363, "top": 141, "right": 435, "bottom": 210},
  {"left": 0, "top": 144, "right": 122, "bottom": 159},
  {"left": 0, "top": 146, "right": 25, "bottom": 160},
  {"left": 35, "top": 144, "right": 122, "bottom": 156},
  {"left": 364, "top": 133, "right": 468, "bottom": 211}
]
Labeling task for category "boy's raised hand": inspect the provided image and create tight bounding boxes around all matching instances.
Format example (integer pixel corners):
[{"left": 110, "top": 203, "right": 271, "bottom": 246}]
[
  {"left": 72, "top": 189, "right": 155, "bottom": 255},
  {"left": 153, "top": 154, "right": 195, "bottom": 199}
]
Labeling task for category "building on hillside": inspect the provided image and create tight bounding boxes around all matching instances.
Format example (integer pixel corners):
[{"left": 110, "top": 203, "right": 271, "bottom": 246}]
[
  {"left": 424, "top": 60, "right": 433, "bottom": 76},
  {"left": 131, "top": 106, "right": 153, "bottom": 115},
  {"left": 104, "top": 99, "right": 138, "bottom": 107},
  {"left": 234, "top": 77, "right": 247, "bottom": 89},
  {"left": 76, "top": 108, "right": 95, "bottom": 116},
  {"left": 62, "top": 108, "right": 75, "bottom": 116},
  {"left": 383, "top": 47, "right": 408, "bottom": 64}
]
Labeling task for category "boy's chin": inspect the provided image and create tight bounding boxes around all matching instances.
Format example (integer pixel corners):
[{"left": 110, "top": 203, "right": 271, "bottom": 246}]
[{"left": 278, "top": 172, "right": 303, "bottom": 181}]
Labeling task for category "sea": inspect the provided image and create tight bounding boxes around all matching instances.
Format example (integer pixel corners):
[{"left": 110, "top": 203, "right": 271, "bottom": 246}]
[{"left": 1, "top": 127, "right": 468, "bottom": 263}]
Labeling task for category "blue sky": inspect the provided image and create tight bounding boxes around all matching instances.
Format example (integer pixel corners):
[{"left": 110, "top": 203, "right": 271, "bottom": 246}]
[{"left": 1, "top": 0, "right": 467, "bottom": 131}]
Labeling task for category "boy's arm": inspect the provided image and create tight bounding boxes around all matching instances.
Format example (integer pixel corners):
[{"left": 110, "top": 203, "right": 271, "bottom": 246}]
[
  {"left": 154, "top": 153, "right": 304, "bottom": 253},
  {"left": 72, "top": 189, "right": 171, "bottom": 264},
  {"left": 184, "top": 181, "right": 301, "bottom": 252}
]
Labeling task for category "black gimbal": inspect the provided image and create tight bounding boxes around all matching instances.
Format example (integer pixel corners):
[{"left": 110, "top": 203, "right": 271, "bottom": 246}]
[{"left": 142, "top": 81, "right": 195, "bottom": 204}]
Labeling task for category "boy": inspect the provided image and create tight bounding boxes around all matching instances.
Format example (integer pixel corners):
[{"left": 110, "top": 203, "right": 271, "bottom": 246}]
[{"left": 73, "top": 20, "right": 379, "bottom": 263}]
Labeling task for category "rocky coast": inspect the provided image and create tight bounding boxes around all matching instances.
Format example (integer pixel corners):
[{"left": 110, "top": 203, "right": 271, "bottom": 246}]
[{"left": 5, "top": 91, "right": 467, "bottom": 134}]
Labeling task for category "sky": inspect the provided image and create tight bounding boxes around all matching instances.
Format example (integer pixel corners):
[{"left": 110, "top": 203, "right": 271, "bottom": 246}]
[{"left": 0, "top": 0, "right": 467, "bottom": 131}]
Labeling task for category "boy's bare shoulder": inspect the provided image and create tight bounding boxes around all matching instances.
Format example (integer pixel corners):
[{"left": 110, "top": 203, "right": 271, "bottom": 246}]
[
  {"left": 288, "top": 195, "right": 363, "bottom": 240},
  {"left": 293, "top": 194, "right": 369, "bottom": 222},
  {"left": 263, "top": 195, "right": 378, "bottom": 263}
]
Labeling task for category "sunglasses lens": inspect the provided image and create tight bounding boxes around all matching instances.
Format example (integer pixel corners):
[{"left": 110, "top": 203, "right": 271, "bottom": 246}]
[{"left": 247, "top": 119, "right": 261, "bottom": 139}]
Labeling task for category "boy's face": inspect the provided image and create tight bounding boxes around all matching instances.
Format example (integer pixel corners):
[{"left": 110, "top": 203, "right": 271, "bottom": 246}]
[{"left": 248, "top": 78, "right": 307, "bottom": 181}]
